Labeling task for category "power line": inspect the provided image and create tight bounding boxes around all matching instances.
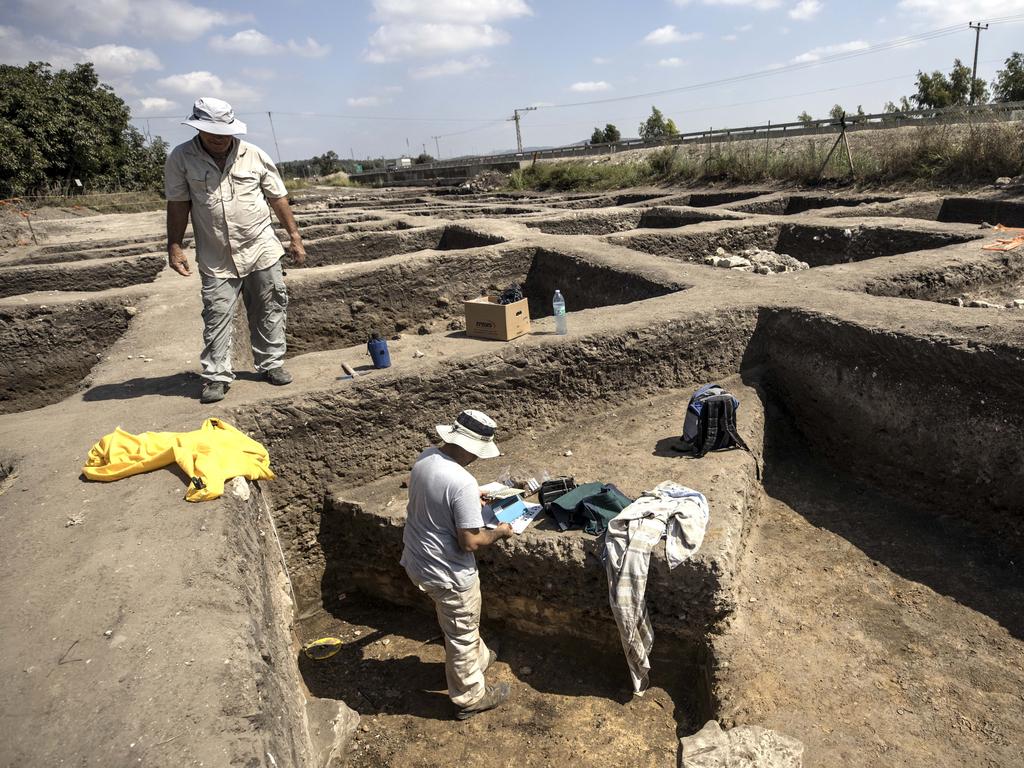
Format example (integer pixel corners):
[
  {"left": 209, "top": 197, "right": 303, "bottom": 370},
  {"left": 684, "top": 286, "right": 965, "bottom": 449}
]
[{"left": 536, "top": 14, "right": 1024, "bottom": 110}]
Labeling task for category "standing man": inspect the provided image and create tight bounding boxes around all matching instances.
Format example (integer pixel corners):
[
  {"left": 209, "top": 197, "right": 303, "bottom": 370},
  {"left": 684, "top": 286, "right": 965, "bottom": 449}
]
[
  {"left": 165, "top": 97, "right": 306, "bottom": 404},
  {"left": 401, "top": 409, "right": 514, "bottom": 720}
]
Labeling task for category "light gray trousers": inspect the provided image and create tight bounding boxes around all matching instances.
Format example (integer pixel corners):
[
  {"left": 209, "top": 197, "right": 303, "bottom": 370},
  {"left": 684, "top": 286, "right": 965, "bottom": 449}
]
[{"left": 199, "top": 260, "right": 288, "bottom": 383}]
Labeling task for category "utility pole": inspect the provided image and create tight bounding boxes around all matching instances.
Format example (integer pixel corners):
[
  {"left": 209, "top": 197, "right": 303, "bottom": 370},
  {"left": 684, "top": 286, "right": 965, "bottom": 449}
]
[
  {"left": 267, "top": 111, "right": 282, "bottom": 163},
  {"left": 969, "top": 21, "right": 989, "bottom": 105},
  {"left": 508, "top": 106, "right": 537, "bottom": 153},
  {"left": 431, "top": 135, "right": 441, "bottom": 159}
]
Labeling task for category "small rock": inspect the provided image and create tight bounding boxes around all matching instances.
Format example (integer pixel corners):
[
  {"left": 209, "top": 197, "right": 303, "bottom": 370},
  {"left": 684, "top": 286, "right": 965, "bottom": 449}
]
[
  {"left": 520, "top": 666, "right": 533, "bottom": 676},
  {"left": 715, "top": 246, "right": 727, "bottom": 256},
  {"left": 412, "top": 349, "right": 425, "bottom": 358},
  {"left": 944, "top": 297, "right": 965, "bottom": 307},
  {"left": 226, "top": 476, "right": 250, "bottom": 501},
  {"left": 436, "top": 296, "right": 451, "bottom": 307},
  {"left": 563, "top": 450, "right": 573, "bottom": 457},
  {"left": 360, "top": 723, "right": 370, "bottom": 732},
  {"left": 103, "top": 630, "right": 113, "bottom": 638},
  {"left": 748, "top": 597, "right": 758, "bottom": 603},
  {"left": 1008, "top": 299, "right": 1024, "bottom": 309},
  {"left": 979, "top": 221, "right": 994, "bottom": 229},
  {"left": 350, "top": 300, "right": 366, "bottom": 313},
  {"left": 968, "top": 299, "right": 999, "bottom": 308},
  {"left": 417, "top": 325, "right": 429, "bottom": 335},
  {"left": 843, "top": 228, "right": 853, "bottom": 238},
  {"left": 126, "top": 355, "right": 133, "bottom": 359},
  {"left": 716, "top": 255, "right": 751, "bottom": 269},
  {"left": 994, "top": 176, "right": 1013, "bottom": 188},
  {"left": 381, "top": 638, "right": 391, "bottom": 646},
  {"left": 124, "top": 306, "right": 138, "bottom": 316}
]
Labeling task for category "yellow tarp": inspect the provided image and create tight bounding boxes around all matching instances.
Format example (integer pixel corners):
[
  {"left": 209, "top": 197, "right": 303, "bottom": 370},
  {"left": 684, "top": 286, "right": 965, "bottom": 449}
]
[{"left": 82, "top": 418, "right": 274, "bottom": 502}]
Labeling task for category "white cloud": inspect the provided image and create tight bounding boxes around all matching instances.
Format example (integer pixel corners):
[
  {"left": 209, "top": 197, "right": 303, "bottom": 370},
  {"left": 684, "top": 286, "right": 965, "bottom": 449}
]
[
  {"left": 372, "top": 0, "right": 532, "bottom": 23},
  {"left": 365, "top": 22, "right": 508, "bottom": 61},
  {"left": 789, "top": 0, "right": 823, "bottom": 19},
  {"left": 137, "top": 97, "right": 178, "bottom": 114},
  {"left": 899, "top": 0, "right": 1024, "bottom": 25},
  {"left": 721, "top": 33, "right": 738, "bottom": 41},
  {"left": 643, "top": 25, "right": 702, "bottom": 45},
  {"left": 13, "top": 0, "right": 243, "bottom": 41},
  {"left": 81, "top": 44, "right": 161, "bottom": 75},
  {"left": 703, "top": 0, "right": 781, "bottom": 8},
  {"left": 210, "top": 30, "right": 330, "bottom": 58},
  {"left": 659, "top": 57, "right": 685, "bottom": 67},
  {"left": 347, "top": 95, "right": 391, "bottom": 107},
  {"left": 211, "top": 29, "right": 279, "bottom": 55},
  {"left": 791, "top": 39, "right": 868, "bottom": 63},
  {"left": 0, "top": 26, "right": 163, "bottom": 82},
  {"left": 737, "top": 24, "right": 754, "bottom": 31},
  {"left": 592, "top": 56, "right": 610, "bottom": 64},
  {"left": 156, "top": 70, "right": 259, "bottom": 103},
  {"left": 288, "top": 37, "right": 331, "bottom": 58},
  {"left": 410, "top": 54, "right": 490, "bottom": 78},
  {"left": 569, "top": 80, "right": 611, "bottom": 92}
]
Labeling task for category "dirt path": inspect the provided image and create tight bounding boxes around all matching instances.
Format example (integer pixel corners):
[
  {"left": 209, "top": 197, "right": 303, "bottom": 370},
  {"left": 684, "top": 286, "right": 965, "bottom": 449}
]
[{"left": 717, "top": 411, "right": 1024, "bottom": 768}]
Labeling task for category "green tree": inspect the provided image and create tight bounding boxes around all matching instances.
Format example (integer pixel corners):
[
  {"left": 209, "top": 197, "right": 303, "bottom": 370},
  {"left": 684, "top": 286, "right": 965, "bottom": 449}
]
[
  {"left": 664, "top": 118, "right": 679, "bottom": 138},
  {"left": 0, "top": 61, "right": 165, "bottom": 195},
  {"left": 639, "top": 106, "right": 669, "bottom": 140},
  {"left": 414, "top": 152, "right": 434, "bottom": 164},
  {"left": 603, "top": 123, "right": 621, "bottom": 142},
  {"left": 797, "top": 111, "right": 814, "bottom": 125},
  {"left": 911, "top": 59, "right": 988, "bottom": 109},
  {"left": 828, "top": 104, "right": 846, "bottom": 121},
  {"left": 590, "top": 126, "right": 606, "bottom": 144},
  {"left": 992, "top": 51, "right": 1024, "bottom": 102}
]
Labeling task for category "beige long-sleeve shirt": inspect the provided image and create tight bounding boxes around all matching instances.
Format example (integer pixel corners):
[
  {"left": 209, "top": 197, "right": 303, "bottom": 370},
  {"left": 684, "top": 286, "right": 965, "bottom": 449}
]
[{"left": 165, "top": 137, "right": 288, "bottom": 278}]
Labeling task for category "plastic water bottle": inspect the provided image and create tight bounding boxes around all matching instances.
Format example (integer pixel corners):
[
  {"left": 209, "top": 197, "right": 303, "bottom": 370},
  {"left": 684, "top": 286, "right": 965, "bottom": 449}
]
[{"left": 552, "top": 290, "right": 568, "bottom": 335}]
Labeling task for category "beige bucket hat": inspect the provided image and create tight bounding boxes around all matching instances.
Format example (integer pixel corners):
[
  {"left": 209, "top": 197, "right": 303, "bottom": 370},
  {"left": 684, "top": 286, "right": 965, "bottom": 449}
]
[
  {"left": 182, "top": 97, "right": 247, "bottom": 135},
  {"left": 436, "top": 409, "right": 500, "bottom": 459}
]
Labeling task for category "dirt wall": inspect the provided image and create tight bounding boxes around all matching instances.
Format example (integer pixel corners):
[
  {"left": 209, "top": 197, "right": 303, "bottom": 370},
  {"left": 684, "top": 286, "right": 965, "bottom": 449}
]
[{"left": 751, "top": 309, "right": 1024, "bottom": 546}]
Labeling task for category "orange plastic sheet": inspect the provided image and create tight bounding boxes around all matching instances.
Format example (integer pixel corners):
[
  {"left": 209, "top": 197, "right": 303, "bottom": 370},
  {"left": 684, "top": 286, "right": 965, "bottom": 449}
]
[{"left": 982, "top": 224, "right": 1024, "bottom": 252}]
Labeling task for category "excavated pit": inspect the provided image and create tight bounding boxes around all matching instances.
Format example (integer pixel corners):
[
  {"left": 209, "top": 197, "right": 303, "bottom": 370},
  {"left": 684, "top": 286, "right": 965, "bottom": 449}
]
[
  {"left": 612, "top": 222, "right": 980, "bottom": 268},
  {"left": 0, "top": 254, "right": 166, "bottom": 298},
  {"left": 234, "top": 293, "right": 1024, "bottom": 766},
  {"left": 300, "top": 225, "right": 507, "bottom": 268},
  {"left": 726, "top": 194, "right": 902, "bottom": 215},
  {"left": 658, "top": 191, "right": 771, "bottom": 207},
  {"left": 284, "top": 247, "right": 686, "bottom": 354},
  {"left": 525, "top": 207, "right": 743, "bottom": 235},
  {"left": 0, "top": 297, "right": 135, "bottom": 413},
  {"left": 937, "top": 197, "right": 1024, "bottom": 227}
]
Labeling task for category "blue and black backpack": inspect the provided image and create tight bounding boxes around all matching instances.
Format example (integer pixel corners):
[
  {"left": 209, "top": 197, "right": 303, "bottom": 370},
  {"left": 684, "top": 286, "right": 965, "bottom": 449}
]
[{"left": 678, "top": 383, "right": 750, "bottom": 457}]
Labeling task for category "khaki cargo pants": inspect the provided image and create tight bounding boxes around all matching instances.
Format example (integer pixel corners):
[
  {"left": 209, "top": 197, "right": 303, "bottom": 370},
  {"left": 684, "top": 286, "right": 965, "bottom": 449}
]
[
  {"left": 199, "top": 260, "right": 288, "bottom": 383},
  {"left": 410, "top": 573, "right": 490, "bottom": 708}
]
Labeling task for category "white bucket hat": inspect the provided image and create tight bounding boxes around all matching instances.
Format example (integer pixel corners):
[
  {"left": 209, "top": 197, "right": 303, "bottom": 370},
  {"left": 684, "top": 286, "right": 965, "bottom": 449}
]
[
  {"left": 436, "top": 409, "right": 500, "bottom": 459},
  {"left": 182, "top": 97, "right": 247, "bottom": 136}
]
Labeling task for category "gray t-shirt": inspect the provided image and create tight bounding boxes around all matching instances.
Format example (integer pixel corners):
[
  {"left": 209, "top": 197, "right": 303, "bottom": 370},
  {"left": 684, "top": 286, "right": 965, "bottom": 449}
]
[{"left": 400, "top": 447, "right": 484, "bottom": 591}]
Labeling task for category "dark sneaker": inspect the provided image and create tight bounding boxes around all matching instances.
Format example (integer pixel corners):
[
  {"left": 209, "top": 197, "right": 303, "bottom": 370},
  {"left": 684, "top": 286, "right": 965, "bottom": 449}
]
[
  {"left": 200, "top": 381, "right": 227, "bottom": 404},
  {"left": 261, "top": 367, "right": 293, "bottom": 386},
  {"left": 455, "top": 683, "right": 510, "bottom": 721}
]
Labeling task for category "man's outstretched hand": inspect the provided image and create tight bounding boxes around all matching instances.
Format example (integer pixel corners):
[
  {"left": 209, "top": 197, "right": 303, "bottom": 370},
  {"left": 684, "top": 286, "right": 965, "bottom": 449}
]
[{"left": 168, "top": 244, "right": 192, "bottom": 276}]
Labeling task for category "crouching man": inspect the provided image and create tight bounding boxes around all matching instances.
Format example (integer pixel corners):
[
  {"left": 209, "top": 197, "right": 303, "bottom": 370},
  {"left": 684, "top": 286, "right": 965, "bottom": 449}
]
[{"left": 400, "top": 409, "right": 513, "bottom": 720}]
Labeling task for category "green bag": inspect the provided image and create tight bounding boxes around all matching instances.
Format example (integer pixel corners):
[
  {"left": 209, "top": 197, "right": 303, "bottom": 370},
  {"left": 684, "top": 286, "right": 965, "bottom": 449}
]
[{"left": 548, "top": 482, "right": 633, "bottom": 535}]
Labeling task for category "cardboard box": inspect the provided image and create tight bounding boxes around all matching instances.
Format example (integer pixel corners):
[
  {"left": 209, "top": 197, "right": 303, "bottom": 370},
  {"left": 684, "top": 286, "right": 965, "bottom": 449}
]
[{"left": 464, "top": 296, "right": 531, "bottom": 341}]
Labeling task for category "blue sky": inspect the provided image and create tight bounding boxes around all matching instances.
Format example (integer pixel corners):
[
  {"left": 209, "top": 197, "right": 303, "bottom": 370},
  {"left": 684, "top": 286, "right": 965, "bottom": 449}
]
[{"left": 2, "top": 0, "right": 1022, "bottom": 161}]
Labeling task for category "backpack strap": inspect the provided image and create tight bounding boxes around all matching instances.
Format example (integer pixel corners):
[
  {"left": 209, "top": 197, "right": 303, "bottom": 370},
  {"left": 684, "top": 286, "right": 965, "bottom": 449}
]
[
  {"left": 720, "top": 398, "right": 751, "bottom": 453},
  {"left": 695, "top": 398, "right": 722, "bottom": 458}
]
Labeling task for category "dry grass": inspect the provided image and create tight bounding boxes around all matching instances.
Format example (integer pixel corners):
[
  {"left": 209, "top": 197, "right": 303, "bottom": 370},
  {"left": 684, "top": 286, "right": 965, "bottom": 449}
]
[{"left": 509, "top": 121, "right": 1024, "bottom": 191}]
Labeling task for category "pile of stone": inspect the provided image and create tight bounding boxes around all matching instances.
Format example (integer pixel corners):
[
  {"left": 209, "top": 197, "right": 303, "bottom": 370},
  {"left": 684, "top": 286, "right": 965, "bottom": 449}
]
[
  {"left": 945, "top": 297, "right": 1024, "bottom": 309},
  {"left": 460, "top": 170, "right": 507, "bottom": 192},
  {"left": 703, "top": 246, "right": 810, "bottom": 275}
]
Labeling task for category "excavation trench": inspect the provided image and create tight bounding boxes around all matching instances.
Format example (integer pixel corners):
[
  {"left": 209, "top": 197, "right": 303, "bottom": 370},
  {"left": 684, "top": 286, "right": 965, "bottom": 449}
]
[
  {"left": 524, "top": 207, "right": 743, "bottom": 235},
  {"left": 300, "top": 225, "right": 507, "bottom": 268},
  {"left": 284, "top": 246, "right": 685, "bottom": 355},
  {"left": 611, "top": 222, "right": 980, "bottom": 268},
  {"left": 725, "top": 194, "right": 902, "bottom": 215},
  {"left": 0, "top": 255, "right": 166, "bottom": 298},
  {"left": 0, "top": 297, "right": 136, "bottom": 413}
]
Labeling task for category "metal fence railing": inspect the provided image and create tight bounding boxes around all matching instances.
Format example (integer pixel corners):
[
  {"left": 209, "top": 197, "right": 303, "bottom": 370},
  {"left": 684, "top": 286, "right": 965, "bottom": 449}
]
[{"left": 350, "top": 100, "right": 1024, "bottom": 180}]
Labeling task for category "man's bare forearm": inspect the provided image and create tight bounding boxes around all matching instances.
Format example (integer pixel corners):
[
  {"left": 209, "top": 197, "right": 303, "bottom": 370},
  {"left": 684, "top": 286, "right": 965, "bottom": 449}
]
[
  {"left": 268, "top": 196, "right": 300, "bottom": 240},
  {"left": 166, "top": 201, "right": 191, "bottom": 250}
]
